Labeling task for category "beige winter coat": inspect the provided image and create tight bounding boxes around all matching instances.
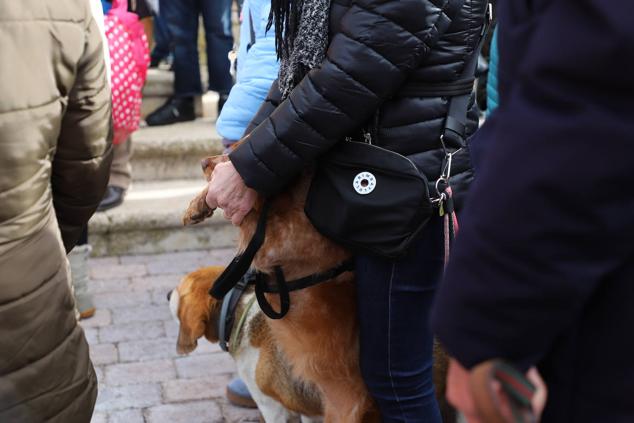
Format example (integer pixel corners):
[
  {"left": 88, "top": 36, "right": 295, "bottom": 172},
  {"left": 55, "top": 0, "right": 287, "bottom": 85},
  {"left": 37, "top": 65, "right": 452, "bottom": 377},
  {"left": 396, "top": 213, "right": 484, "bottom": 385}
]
[{"left": 0, "top": 0, "right": 112, "bottom": 421}]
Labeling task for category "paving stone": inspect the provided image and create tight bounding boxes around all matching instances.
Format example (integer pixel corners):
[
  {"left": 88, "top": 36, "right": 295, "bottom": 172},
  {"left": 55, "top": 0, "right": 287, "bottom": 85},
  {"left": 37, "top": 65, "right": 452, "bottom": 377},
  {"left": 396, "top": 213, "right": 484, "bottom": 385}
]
[
  {"left": 196, "top": 248, "right": 237, "bottom": 266},
  {"left": 83, "top": 327, "right": 99, "bottom": 344},
  {"left": 93, "top": 291, "right": 153, "bottom": 308},
  {"left": 94, "top": 366, "right": 105, "bottom": 382},
  {"left": 89, "top": 257, "right": 120, "bottom": 267},
  {"left": 146, "top": 257, "right": 207, "bottom": 276},
  {"left": 122, "top": 251, "right": 210, "bottom": 266},
  {"left": 174, "top": 353, "right": 236, "bottom": 379},
  {"left": 151, "top": 288, "right": 177, "bottom": 306},
  {"left": 129, "top": 274, "right": 184, "bottom": 293},
  {"left": 218, "top": 398, "right": 262, "bottom": 423},
  {"left": 108, "top": 408, "right": 145, "bottom": 423},
  {"left": 81, "top": 309, "right": 112, "bottom": 328},
  {"left": 105, "top": 359, "right": 176, "bottom": 386},
  {"left": 90, "top": 263, "right": 147, "bottom": 280},
  {"left": 119, "top": 338, "right": 177, "bottom": 363},
  {"left": 100, "top": 320, "right": 165, "bottom": 343},
  {"left": 91, "top": 411, "right": 107, "bottom": 423},
  {"left": 144, "top": 400, "right": 223, "bottom": 423},
  {"left": 90, "top": 343, "right": 119, "bottom": 366},
  {"left": 164, "top": 320, "right": 179, "bottom": 338},
  {"left": 194, "top": 341, "right": 223, "bottom": 355},
  {"left": 95, "top": 383, "right": 162, "bottom": 412},
  {"left": 162, "top": 375, "right": 231, "bottom": 403},
  {"left": 86, "top": 278, "right": 131, "bottom": 295},
  {"left": 111, "top": 304, "right": 173, "bottom": 324}
]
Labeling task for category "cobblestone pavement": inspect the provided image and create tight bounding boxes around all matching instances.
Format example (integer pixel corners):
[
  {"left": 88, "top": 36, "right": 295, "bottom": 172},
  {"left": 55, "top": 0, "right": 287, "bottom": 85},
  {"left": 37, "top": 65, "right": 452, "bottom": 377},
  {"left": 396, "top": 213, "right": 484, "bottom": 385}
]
[{"left": 81, "top": 249, "right": 261, "bottom": 423}]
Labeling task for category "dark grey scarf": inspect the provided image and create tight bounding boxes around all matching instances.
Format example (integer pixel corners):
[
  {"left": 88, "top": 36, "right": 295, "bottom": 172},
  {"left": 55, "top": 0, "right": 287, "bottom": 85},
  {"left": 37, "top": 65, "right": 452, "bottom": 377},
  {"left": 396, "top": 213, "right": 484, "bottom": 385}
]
[{"left": 271, "top": 0, "right": 331, "bottom": 99}]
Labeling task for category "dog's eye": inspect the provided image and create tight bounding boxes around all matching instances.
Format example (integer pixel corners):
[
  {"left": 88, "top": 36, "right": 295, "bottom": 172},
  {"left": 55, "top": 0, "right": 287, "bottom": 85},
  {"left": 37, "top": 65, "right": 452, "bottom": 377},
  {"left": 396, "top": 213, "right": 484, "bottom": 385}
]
[{"left": 166, "top": 291, "right": 172, "bottom": 301}]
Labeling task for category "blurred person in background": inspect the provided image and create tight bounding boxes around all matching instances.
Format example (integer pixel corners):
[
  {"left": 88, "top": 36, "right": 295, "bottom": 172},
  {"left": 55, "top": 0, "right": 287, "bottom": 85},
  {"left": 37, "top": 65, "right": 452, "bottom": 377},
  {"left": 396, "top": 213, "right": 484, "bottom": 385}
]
[
  {"left": 432, "top": 1, "right": 634, "bottom": 422},
  {"left": 150, "top": 9, "right": 173, "bottom": 69},
  {"left": 0, "top": 0, "right": 112, "bottom": 420},
  {"left": 98, "top": 0, "right": 151, "bottom": 211},
  {"left": 146, "top": 0, "right": 234, "bottom": 125},
  {"left": 216, "top": 0, "right": 278, "bottom": 152}
]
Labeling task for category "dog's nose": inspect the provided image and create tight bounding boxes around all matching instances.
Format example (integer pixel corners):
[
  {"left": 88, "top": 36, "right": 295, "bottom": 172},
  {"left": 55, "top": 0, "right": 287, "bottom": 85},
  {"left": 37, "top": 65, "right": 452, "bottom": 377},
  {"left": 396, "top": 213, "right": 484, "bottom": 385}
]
[
  {"left": 166, "top": 291, "right": 172, "bottom": 302},
  {"left": 201, "top": 158, "right": 210, "bottom": 171}
]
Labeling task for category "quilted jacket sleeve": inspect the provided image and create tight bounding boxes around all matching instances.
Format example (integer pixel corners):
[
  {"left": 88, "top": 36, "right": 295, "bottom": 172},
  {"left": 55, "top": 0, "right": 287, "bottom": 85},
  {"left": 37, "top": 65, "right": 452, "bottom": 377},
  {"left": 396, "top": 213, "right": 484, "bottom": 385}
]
[
  {"left": 216, "top": 0, "right": 279, "bottom": 141},
  {"left": 242, "top": 79, "right": 283, "bottom": 137},
  {"left": 53, "top": 10, "right": 113, "bottom": 252},
  {"left": 230, "top": 0, "right": 455, "bottom": 196}
]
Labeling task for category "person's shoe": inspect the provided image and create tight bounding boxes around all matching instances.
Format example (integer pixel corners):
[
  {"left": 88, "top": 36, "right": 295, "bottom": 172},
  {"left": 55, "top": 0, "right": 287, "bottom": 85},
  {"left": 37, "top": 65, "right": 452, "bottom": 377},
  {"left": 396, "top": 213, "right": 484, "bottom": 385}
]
[
  {"left": 149, "top": 56, "right": 162, "bottom": 69},
  {"left": 218, "top": 93, "right": 229, "bottom": 115},
  {"left": 146, "top": 97, "right": 195, "bottom": 126},
  {"left": 226, "top": 378, "right": 257, "bottom": 409},
  {"left": 68, "top": 244, "right": 96, "bottom": 320},
  {"left": 97, "top": 186, "right": 126, "bottom": 212}
]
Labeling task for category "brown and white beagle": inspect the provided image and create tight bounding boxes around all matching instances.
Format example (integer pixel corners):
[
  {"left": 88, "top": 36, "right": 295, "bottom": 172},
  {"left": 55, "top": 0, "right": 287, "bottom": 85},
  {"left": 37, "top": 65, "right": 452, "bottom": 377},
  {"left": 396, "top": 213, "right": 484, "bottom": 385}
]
[
  {"left": 181, "top": 156, "right": 454, "bottom": 422},
  {"left": 168, "top": 266, "right": 323, "bottom": 422}
]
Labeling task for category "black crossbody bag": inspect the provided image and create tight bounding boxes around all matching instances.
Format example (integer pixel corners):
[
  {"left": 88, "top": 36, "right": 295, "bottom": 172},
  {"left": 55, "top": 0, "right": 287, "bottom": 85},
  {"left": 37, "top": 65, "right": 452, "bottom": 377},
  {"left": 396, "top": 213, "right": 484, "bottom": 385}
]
[{"left": 304, "top": 6, "right": 491, "bottom": 258}]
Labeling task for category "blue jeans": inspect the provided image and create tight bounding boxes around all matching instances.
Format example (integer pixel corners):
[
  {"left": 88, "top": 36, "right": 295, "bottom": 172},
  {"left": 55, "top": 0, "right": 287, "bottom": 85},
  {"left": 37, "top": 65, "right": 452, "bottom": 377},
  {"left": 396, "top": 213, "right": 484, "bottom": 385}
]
[
  {"left": 151, "top": 11, "right": 171, "bottom": 62},
  {"left": 159, "top": 0, "right": 233, "bottom": 97},
  {"left": 356, "top": 216, "right": 443, "bottom": 422}
]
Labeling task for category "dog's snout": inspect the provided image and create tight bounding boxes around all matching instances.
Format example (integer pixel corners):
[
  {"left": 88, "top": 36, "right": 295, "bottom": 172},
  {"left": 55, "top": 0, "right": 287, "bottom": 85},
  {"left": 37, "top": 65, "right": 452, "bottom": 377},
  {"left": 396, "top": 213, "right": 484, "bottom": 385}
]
[
  {"left": 200, "top": 158, "right": 210, "bottom": 171},
  {"left": 166, "top": 290, "right": 172, "bottom": 302}
]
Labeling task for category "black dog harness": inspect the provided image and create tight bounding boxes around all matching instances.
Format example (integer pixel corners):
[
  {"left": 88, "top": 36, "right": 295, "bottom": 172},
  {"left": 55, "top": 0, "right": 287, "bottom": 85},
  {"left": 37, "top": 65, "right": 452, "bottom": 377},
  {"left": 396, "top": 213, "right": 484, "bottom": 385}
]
[{"left": 212, "top": 200, "right": 354, "bottom": 323}]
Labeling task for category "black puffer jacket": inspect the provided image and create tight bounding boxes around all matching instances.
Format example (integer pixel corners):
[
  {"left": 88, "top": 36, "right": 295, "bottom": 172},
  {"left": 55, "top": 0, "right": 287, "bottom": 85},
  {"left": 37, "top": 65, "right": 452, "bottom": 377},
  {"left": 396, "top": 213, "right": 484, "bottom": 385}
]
[{"left": 231, "top": 0, "right": 488, "bottom": 210}]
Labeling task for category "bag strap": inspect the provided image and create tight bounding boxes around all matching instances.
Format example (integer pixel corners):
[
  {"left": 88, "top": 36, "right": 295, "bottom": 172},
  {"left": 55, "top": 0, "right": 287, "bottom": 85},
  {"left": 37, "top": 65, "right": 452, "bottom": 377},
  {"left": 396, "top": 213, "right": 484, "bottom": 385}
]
[{"left": 441, "top": 3, "right": 493, "bottom": 150}]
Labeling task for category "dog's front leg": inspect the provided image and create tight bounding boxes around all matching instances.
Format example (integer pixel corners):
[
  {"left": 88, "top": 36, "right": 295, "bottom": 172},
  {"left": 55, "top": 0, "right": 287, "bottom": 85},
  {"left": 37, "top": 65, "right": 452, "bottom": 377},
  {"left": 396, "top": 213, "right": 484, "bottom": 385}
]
[{"left": 182, "top": 188, "right": 215, "bottom": 225}]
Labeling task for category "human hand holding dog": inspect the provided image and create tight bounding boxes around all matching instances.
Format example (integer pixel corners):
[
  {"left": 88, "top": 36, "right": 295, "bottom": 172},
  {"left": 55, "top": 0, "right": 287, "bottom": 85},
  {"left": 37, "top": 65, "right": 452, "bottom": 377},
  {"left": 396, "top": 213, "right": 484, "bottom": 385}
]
[
  {"left": 205, "top": 160, "right": 257, "bottom": 226},
  {"left": 446, "top": 358, "right": 547, "bottom": 423}
]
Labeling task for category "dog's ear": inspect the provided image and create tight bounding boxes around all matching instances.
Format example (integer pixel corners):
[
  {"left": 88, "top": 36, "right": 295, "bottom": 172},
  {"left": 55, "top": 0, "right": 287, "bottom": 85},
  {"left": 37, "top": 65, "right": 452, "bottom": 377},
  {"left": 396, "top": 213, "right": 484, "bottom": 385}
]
[
  {"left": 200, "top": 155, "right": 230, "bottom": 181},
  {"left": 175, "top": 266, "right": 226, "bottom": 353},
  {"left": 176, "top": 322, "right": 200, "bottom": 355},
  {"left": 203, "top": 300, "right": 222, "bottom": 343}
]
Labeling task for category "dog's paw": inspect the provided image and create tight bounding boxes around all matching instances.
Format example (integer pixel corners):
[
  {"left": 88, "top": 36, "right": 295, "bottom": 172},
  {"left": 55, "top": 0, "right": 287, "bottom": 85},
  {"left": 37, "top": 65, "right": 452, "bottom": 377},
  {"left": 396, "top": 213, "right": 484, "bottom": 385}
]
[{"left": 183, "top": 189, "right": 215, "bottom": 226}]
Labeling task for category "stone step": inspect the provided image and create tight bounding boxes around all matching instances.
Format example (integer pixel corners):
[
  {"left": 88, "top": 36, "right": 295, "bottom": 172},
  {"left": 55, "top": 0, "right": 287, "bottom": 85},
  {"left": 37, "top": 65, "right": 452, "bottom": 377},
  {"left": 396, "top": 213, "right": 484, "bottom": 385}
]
[
  {"left": 141, "top": 69, "right": 217, "bottom": 120},
  {"left": 88, "top": 179, "right": 237, "bottom": 257},
  {"left": 131, "top": 118, "right": 224, "bottom": 182}
]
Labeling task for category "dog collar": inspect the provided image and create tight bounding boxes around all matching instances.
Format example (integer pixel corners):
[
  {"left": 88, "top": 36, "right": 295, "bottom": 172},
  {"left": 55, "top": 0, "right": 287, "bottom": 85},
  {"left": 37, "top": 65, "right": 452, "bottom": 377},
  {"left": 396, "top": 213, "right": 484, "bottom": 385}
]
[{"left": 218, "top": 274, "right": 251, "bottom": 352}]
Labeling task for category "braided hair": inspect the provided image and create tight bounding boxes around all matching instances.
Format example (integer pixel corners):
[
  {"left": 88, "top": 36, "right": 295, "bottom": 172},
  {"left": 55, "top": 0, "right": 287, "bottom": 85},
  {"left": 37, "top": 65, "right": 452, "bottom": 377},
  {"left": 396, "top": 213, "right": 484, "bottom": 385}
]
[{"left": 267, "top": 0, "right": 303, "bottom": 60}]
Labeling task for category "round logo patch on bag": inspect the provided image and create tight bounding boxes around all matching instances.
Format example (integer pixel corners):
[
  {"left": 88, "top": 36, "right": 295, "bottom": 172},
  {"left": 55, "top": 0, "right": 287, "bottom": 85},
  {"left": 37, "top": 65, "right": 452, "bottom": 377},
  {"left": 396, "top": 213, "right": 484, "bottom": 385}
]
[{"left": 353, "top": 172, "right": 376, "bottom": 195}]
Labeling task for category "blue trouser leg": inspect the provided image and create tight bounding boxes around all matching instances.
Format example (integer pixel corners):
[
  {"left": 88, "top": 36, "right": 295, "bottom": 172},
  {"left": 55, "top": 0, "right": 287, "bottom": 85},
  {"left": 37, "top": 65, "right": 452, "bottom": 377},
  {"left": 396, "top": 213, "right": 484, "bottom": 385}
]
[
  {"left": 160, "top": 0, "right": 201, "bottom": 98},
  {"left": 355, "top": 217, "right": 444, "bottom": 423},
  {"left": 151, "top": 11, "right": 171, "bottom": 62},
  {"left": 201, "top": 0, "right": 234, "bottom": 94}
]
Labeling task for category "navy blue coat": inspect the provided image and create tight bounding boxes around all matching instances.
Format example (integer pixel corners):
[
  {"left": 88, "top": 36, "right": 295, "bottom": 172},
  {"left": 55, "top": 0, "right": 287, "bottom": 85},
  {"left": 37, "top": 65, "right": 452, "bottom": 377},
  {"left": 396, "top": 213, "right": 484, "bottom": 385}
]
[{"left": 432, "top": 1, "right": 634, "bottom": 422}]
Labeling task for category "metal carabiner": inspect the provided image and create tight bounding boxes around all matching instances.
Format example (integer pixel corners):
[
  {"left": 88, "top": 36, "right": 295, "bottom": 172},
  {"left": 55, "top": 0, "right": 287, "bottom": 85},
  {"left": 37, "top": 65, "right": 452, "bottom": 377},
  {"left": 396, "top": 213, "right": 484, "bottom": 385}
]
[{"left": 435, "top": 177, "right": 448, "bottom": 198}]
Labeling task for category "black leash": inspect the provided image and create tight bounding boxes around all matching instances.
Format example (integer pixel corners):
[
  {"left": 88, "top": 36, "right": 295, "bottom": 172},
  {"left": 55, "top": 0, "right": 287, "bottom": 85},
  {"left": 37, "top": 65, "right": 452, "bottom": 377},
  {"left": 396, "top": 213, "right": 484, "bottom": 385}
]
[
  {"left": 209, "top": 200, "right": 271, "bottom": 300},
  {"left": 209, "top": 196, "right": 354, "bottom": 320},
  {"left": 247, "top": 259, "right": 354, "bottom": 319}
]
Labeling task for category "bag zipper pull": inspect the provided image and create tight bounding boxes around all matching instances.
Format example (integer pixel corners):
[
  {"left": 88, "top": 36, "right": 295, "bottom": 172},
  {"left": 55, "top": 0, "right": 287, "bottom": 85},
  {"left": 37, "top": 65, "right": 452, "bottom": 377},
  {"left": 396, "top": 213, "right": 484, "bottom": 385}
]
[{"left": 438, "top": 193, "right": 446, "bottom": 217}]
